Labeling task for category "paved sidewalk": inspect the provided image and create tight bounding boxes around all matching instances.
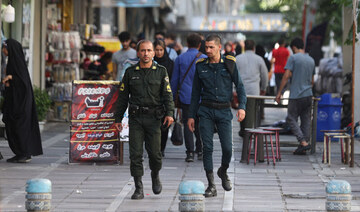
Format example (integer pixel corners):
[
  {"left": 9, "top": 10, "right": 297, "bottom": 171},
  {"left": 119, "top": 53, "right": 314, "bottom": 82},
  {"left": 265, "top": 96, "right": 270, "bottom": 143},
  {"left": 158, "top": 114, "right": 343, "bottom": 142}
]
[{"left": 1, "top": 108, "right": 360, "bottom": 212}]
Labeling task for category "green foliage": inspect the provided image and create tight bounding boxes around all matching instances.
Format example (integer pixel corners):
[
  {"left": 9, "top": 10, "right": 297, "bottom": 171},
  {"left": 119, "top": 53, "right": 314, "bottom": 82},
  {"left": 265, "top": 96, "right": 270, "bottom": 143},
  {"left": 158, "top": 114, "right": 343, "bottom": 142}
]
[
  {"left": 279, "top": 0, "right": 343, "bottom": 44},
  {"left": 278, "top": 0, "right": 304, "bottom": 39},
  {"left": 33, "top": 87, "right": 52, "bottom": 121},
  {"left": 344, "top": 14, "right": 360, "bottom": 45},
  {"left": 332, "top": 0, "right": 353, "bottom": 7},
  {"left": 245, "top": 0, "right": 282, "bottom": 13}
]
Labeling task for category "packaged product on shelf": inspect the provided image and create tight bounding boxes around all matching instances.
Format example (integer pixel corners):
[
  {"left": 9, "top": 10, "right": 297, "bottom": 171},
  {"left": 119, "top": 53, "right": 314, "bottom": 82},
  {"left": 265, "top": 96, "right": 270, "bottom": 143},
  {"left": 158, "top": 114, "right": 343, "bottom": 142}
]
[
  {"left": 64, "top": 32, "right": 70, "bottom": 49},
  {"left": 64, "top": 82, "right": 72, "bottom": 101},
  {"left": 58, "top": 66, "right": 65, "bottom": 82},
  {"left": 71, "top": 49, "right": 80, "bottom": 63},
  {"left": 65, "top": 50, "right": 72, "bottom": 62},
  {"left": 64, "top": 67, "right": 70, "bottom": 82}
]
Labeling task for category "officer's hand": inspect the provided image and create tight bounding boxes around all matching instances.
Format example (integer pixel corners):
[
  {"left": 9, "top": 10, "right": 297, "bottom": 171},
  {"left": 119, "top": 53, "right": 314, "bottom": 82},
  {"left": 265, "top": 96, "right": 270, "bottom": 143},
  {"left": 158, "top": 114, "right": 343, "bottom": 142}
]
[
  {"left": 188, "top": 118, "right": 195, "bottom": 132},
  {"left": 115, "top": 123, "right": 123, "bottom": 132},
  {"left": 163, "top": 116, "right": 174, "bottom": 128},
  {"left": 275, "top": 93, "right": 281, "bottom": 104},
  {"left": 236, "top": 109, "right": 246, "bottom": 122}
]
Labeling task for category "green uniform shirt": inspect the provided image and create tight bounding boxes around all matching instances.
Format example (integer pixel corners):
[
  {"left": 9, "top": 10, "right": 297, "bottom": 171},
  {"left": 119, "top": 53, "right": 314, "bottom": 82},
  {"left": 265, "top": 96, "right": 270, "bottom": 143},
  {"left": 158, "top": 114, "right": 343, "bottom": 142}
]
[
  {"left": 189, "top": 55, "right": 247, "bottom": 118},
  {"left": 115, "top": 62, "right": 174, "bottom": 123}
]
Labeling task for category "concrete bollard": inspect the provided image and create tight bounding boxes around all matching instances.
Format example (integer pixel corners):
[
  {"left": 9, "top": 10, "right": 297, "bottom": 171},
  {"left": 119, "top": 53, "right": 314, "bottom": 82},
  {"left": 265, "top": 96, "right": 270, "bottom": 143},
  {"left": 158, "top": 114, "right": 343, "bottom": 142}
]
[
  {"left": 25, "top": 179, "right": 52, "bottom": 212},
  {"left": 326, "top": 180, "right": 351, "bottom": 211},
  {"left": 178, "top": 180, "right": 205, "bottom": 212}
]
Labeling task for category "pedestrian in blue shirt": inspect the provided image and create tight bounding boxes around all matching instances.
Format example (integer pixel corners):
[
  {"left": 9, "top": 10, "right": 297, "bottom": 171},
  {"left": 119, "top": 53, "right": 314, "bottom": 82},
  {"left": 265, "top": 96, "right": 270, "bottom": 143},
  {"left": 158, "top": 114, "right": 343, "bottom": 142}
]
[
  {"left": 188, "top": 35, "right": 246, "bottom": 197},
  {"left": 170, "top": 33, "right": 207, "bottom": 162}
]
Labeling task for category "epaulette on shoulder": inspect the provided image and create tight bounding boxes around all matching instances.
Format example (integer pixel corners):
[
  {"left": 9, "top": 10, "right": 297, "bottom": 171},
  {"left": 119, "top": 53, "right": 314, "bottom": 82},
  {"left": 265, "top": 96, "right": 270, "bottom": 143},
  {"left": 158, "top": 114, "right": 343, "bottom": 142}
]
[
  {"left": 225, "top": 55, "right": 236, "bottom": 62},
  {"left": 128, "top": 63, "right": 138, "bottom": 70},
  {"left": 196, "top": 58, "right": 206, "bottom": 64}
]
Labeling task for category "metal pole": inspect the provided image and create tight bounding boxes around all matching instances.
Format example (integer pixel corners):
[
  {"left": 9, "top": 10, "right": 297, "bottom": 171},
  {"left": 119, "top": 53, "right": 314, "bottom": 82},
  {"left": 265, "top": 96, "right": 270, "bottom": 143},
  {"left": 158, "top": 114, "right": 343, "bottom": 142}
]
[
  {"left": 311, "top": 98, "right": 318, "bottom": 154},
  {"left": 0, "top": 0, "right": 2, "bottom": 66},
  {"left": 350, "top": 20, "right": 355, "bottom": 167}
]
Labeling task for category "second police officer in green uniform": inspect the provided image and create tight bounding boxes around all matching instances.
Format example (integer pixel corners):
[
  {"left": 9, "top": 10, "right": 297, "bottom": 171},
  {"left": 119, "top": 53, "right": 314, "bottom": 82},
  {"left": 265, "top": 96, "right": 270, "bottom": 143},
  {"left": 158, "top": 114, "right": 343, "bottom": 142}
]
[
  {"left": 188, "top": 35, "right": 247, "bottom": 197},
  {"left": 115, "top": 40, "right": 174, "bottom": 200}
]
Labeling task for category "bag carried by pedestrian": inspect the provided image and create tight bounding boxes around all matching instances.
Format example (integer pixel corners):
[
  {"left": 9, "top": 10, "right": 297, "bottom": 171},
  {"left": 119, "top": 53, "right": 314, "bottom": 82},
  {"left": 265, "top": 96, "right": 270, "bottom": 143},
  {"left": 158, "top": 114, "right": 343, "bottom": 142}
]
[
  {"left": 171, "top": 110, "right": 183, "bottom": 146},
  {"left": 174, "top": 52, "right": 202, "bottom": 108}
]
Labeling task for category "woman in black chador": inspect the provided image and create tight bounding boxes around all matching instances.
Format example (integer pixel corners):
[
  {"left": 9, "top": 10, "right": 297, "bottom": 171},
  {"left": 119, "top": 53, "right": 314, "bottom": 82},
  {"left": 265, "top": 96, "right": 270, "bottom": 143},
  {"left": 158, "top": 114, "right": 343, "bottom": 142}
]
[{"left": 2, "top": 38, "right": 42, "bottom": 163}]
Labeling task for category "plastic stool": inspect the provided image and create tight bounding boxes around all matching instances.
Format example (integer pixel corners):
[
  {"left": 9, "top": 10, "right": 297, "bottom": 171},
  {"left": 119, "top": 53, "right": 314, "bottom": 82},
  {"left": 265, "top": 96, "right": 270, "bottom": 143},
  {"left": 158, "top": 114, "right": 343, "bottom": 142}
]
[
  {"left": 246, "top": 128, "right": 276, "bottom": 165},
  {"left": 323, "top": 132, "right": 350, "bottom": 165},
  {"left": 258, "top": 127, "right": 283, "bottom": 161}
]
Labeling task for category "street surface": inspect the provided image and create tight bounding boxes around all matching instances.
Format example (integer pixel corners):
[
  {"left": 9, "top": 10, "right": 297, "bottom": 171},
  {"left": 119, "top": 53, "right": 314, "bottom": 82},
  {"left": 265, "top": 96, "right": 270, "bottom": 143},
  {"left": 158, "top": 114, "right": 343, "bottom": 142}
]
[{"left": 1, "top": 108, "right": 360, "bottom": 211}]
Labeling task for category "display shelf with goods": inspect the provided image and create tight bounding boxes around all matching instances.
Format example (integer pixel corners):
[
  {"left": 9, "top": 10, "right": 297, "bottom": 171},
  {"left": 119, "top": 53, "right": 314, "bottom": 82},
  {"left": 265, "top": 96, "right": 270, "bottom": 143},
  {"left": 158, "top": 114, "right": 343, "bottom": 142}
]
[
  {"left": 80, "top": 35, "right": 121, "bottom": 81},
  {"left": 45, "top": 1, "right": 81, "bottom": 121}
]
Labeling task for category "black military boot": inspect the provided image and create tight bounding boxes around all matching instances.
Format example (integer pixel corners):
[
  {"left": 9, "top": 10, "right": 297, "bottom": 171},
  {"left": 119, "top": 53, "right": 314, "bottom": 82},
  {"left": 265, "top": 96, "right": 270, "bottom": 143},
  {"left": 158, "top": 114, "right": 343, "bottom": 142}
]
[
  {"left": 217, "top": 166, "right": 232, "bottom": 191},
  {"left": 185, "top": 152, "right": 194, "bottom": 162},
  {"left": 204, "top": 170, "right": 217, "bottom": 198},
  {"left": 151, "top": 171, "right": 162, "bottom": 194},
  {"left": 131, "top": 176, "right": 144, "bottom": 199}
]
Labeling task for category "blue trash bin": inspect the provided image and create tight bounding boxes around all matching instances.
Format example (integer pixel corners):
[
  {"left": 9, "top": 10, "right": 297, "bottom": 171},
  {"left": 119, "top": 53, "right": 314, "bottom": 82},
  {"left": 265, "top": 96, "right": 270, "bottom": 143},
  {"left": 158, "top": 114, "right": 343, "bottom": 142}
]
[{"left": 316, "top": 93, "right": 343, "bottom": 141}]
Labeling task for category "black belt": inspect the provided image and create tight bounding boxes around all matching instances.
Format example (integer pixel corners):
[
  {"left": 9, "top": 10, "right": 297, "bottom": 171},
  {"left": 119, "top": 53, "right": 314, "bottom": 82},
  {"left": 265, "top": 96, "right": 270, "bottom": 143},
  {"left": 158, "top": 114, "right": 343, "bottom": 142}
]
[
  {"left": 200, "top": 100, "right": 231, "bottom": 109},
  {"left": 129, "top": 104, "right": 163, "bottom": 115}
]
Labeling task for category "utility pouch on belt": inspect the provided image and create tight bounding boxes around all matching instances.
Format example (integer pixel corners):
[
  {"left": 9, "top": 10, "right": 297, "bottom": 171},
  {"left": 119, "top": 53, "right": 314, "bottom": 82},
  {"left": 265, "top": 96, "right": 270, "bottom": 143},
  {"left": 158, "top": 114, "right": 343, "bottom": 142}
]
[
  {"left": 155, "top": 105, "right": 165, "bottom": 119},
  {"left": 129, "top": 104, "right": 139, "bottom": 115}
]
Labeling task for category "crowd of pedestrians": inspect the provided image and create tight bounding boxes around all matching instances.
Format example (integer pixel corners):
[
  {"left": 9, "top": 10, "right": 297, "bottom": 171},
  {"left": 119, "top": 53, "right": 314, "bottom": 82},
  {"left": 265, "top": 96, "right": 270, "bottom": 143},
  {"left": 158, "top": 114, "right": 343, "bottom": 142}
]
[
  {"left": 0, "top": 30, "right": 315, "bottom": 201},
  {"left": 107, "top": 30, "right": 315, "bottom": 199}
]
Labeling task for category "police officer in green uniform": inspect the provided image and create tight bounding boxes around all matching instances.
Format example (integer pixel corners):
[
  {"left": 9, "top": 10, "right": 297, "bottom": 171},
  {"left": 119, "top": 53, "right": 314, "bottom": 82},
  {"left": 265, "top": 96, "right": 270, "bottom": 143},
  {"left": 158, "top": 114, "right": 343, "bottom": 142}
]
[
  {"left": 115, "top": 40, "right": 174, "bottom": 200},
  {"left": 188, "top": 35, "right": 247, "bottom": 197}
]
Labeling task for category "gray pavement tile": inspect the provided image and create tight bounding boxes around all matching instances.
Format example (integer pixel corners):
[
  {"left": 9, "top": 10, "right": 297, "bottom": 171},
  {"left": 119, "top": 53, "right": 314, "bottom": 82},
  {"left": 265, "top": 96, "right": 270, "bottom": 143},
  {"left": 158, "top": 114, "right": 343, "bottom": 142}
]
[
  {"left": 285, "top": 199, "right": 325, "bottom": 210},
  {"left": 250, "top": 169, "right": 268, "bottom": 173},
  {"left": 267, "top": 169, "right": 285, "bottom": 173},
  {"left": 334, "top": 169, "right": 354, "bottom": 175},
  {"left": 1, "top": 110, "right": 360, "bottom": 212},
  {"left": 301, "top": 169, "right": 321, "bottom": 175},
  {"left": 284, "top": 169, "right": 303, "bottom": 174}
]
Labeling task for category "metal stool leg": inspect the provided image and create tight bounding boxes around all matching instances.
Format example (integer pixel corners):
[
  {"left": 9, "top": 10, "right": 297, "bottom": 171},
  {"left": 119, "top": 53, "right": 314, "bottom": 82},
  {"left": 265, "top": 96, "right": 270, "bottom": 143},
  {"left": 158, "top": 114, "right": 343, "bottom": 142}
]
[
  {"left": 345, "top": 137, "right": 349, "bottom": 164},
  {"left": 276, "top": 131, "right": 281, "bottom": 161},
  {"left": 265, "top": 134, "right": 269, "bottom": 164},
  {"left": 270, "top": 134, "right": 276, "bottom": 165},
  {"left": 254, "top": 134, "right": 258, "bottom": 165},
  {"left": 247, "top": 133, "right": 253, "bottom": 165}
]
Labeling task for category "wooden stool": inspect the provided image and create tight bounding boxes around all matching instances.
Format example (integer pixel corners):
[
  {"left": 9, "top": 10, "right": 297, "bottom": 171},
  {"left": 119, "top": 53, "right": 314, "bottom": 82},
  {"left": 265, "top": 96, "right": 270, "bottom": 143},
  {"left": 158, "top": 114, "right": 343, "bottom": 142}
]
[
  {"left": 258, "top": 127, "right": 283, "bottom": 161},
  {"left": 246, "top": 128, "right": 276, "bottom": 165},
  {"left": 323, "top": 132, "right": 350, "bottom": 165}
]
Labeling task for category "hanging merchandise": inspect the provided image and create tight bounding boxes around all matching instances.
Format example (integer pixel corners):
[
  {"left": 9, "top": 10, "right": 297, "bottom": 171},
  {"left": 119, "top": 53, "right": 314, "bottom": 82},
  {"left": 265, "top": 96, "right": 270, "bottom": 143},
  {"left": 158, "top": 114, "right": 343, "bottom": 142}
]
[
  {"left": 45, "top": 1, "right": 81, "bottom": 121},
  {"left": 2, "top": 4, "right": 15, "bottom": 23}
]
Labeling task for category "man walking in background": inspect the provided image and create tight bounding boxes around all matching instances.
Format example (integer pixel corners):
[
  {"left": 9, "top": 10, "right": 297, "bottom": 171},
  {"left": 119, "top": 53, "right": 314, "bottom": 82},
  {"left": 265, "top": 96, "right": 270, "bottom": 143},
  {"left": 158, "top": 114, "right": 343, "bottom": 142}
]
[
  {"left": 236, "top": 40, "right": 268, "bottom": 137},
  {"left": 275, "top": 37, "right": 315, "bottom": 155},
  {"left": 272, "top": 38, "right": 290, "bottom": 93},
  {"left": 171, "top": 33, "right": 207, "bottom": 162},
  {"left": 235, "top": 40, "right": 268, "bottom": 162},
  {"left": 112, "top": 31, "right": 137, "bottom": 81}
]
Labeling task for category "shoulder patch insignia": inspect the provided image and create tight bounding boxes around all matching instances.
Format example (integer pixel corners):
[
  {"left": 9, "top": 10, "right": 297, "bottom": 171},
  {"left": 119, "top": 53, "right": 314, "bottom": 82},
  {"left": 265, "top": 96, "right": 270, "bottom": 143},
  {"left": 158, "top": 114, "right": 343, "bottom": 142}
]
[
  {"left": 152, "top": 66, "right": 157, "bottom": 70},
  {"left": 120, "top": 83, "right": 125, "bottom": 91},
  {"left": 225, "top": 55, "right": 236, "bottom": 62},
  {"left": 135, "top": 66, "right": 140, "bottom": 70},
  {"left": 196, "top": 58, "right": 206, "bottom": 64},
  {"left": 166, "top": 84, "right": 172, "bottom": 93}
]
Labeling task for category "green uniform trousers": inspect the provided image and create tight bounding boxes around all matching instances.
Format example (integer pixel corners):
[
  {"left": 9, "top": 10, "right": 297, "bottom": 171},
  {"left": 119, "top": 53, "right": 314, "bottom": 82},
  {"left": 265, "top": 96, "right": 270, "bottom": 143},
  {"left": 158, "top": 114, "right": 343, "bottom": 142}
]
[
  {"left": 198, "top": 106, "right": 233, "bottom": 171},
  {"left": 129, "top": 113, "right": 162, "bottom": 177}
]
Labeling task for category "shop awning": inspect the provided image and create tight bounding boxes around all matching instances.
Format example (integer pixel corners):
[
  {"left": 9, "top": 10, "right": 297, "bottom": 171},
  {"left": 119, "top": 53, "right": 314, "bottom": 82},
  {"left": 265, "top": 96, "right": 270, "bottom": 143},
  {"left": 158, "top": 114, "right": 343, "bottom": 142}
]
[{"left": 92, "top": 0, "right": 161, "bottom": 8}]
